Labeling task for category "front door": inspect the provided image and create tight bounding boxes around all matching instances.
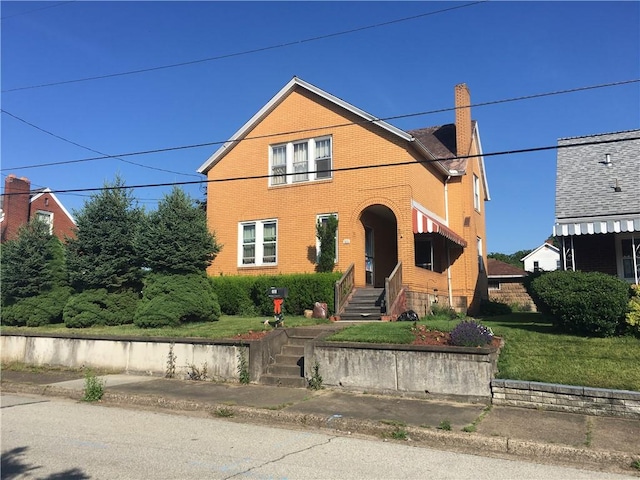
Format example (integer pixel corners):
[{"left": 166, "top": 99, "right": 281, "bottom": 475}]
[{"left": 365, "top": 226, "right": 374, "bottom": 285}]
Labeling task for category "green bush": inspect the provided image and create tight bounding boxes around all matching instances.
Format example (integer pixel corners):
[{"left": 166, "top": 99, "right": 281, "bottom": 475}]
[
  {"left": 63, "top": 289, "right": 139, "bottom": 328},
  {"left": 134, "top": 273, "right": 221, "bottom": 328},
  {"left": 211, "top": 272, "right": 340, "bottom": 316},
  {"left": 1, "top": 288, "right": 72, "bottom": 327},
  {"left": 625, "top": 285, "right": 640, "bottom": 337},
  {"left": 529, "top": 270, "right": 630, "bottom": 337}
]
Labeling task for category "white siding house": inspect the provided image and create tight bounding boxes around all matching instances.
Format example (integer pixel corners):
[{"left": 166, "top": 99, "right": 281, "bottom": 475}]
[{"left": 521, "top": 242, "right": 560, "bottom": 272}]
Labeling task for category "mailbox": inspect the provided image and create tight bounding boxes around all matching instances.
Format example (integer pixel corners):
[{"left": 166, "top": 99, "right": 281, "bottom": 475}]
[{"left": 267, "top": 287, "right": 288, "bottom": 299}]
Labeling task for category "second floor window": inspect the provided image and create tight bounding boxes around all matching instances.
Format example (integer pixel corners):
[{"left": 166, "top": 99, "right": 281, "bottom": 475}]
[{"left": 270, "top": 136, "right": 332, "bottom": 186}]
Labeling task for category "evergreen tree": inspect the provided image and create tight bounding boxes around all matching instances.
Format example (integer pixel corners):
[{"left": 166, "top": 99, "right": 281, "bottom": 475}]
[
  {"left": 66, "top": 177, "right": 144, "bottom": 292},
  {"left": 1, "top": 219, "right": 67, "bottom": 304},
  {"left": 316, "top": 215, "right": 338, "bottom": 273},
  {"left": 136, "top": 187, "right": 221, "bottom": 274}
]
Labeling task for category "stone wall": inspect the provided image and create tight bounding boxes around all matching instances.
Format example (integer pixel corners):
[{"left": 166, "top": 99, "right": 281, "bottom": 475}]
[{"left": 492, "top": 379, "right": 640, "bottom": 418}]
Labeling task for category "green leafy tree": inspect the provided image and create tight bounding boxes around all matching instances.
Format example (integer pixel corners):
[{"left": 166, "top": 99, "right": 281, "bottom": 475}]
[
  {"left": 136, "top": 187, "right": 220, "bottom": 274},
  {"left": 1, "top": 219, "right": 67, "bottom": 304},
  {"left": 66, "top": 176, "right": 144, "bottom": 292},
  {"left": 316, "top": 215, "right": 338, "bottom": 273},
  {"left": 488, "top": 249, "right": 532, "bottom": 269}
]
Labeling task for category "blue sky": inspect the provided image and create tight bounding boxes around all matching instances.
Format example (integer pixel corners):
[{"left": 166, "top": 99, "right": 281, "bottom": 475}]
[{"left": 2, "top": 1, "right": 639, "bottom": 254}]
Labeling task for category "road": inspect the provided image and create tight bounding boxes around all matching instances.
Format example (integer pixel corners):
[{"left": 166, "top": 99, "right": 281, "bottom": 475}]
[{"left": 1, "top": 394, "right": 635, "bottom": 480}]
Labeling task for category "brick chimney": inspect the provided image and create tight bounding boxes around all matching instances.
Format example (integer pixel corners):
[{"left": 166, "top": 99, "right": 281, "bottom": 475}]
[
  {"left": 455, "top": 83, "right": 472, "bottom": 158},
  {"left": 2, "top": 175, "right": 31, "bottom": 242}
]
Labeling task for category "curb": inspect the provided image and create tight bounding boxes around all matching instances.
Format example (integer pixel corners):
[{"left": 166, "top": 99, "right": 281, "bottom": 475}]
[{"left": 2, "top": 381, "right": 637, "bottom": 476}]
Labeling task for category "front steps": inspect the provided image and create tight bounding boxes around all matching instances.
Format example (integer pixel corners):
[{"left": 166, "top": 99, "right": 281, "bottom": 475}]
[
  {"left": 260, "top": 328, "right": 328, "bottom": 388},
  {"left": 339, "top": 287, "right": 384, "bottom": 321}
]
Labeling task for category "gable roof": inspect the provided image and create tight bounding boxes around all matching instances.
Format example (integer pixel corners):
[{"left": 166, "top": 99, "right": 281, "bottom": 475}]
[
  {"left": 197, "top": 77, "right": 479, "bottom": 179},
  {"left": 487, "top": 258, "right": 528, "bottom": 278},
  {"left": 521, "top": 242, "right": 559, "bottom": 262},
  {"left": 554, "top": 129, "right": 640, "bottom": 236},
  {"left": 30, "top": 188, "right": 76, "bottom": 224}
]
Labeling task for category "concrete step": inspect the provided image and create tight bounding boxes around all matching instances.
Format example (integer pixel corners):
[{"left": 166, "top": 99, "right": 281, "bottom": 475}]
[
  {"left": 260, "top": 374, "right": 307, "bottom": 388},
  {"left": 275, "top": 353, "right": 303, "bottom": 366},
  {"left": 281, "top": 344, "right": 304, "bottom": 356},
  {"left": 267, "top": 363, "right": 303, "bottom": 377},
  {"left": 339, "top": 313, "right": 381, "bottom": 321}
]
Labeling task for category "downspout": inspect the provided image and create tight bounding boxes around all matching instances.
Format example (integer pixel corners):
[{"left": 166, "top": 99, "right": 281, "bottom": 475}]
[{"left": 444, "top": 175, "right": 453, "bottom": 307}]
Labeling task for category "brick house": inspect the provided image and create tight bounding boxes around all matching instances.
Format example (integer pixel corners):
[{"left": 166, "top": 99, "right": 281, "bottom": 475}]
[
  {"left": 1, "top": 175, "right": 76, "bottom": 243},
  {"left": 198, "top": 77, "right": 490, "bottom": 317},
  {"left": 487, "top": 258, "right": 536, "bottom": 311},
  {"left": 553, "top": 129, "right": 640, "bottom": 284}
]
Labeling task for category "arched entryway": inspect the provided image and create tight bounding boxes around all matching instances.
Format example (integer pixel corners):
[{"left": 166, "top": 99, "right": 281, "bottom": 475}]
[{"left": 359, "top": 205, "right": 398, "bottom": 288}]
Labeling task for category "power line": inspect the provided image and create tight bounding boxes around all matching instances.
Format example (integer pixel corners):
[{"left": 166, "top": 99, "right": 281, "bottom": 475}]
[
  {"left": 1, "top": 2, "right": 485, "bottom": 93},
  {"left": 0, "top": 1, "right": 76, "bottom": 20},
  {"left": 3, "top": 136, "right": 637, "bottom": 197},
  {"left": 1, "top": 110, "right": 203, "bottom": 179},
  {"left": 2, "top": 78, "right": 637, "bottom": 172}
]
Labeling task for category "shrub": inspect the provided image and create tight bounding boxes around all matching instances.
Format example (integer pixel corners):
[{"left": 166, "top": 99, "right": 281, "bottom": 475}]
[
  {"left": 2, "top": 288, "right": 72, "bottom": 327},
  {"left": 63, "top": 289, "right": 139, "bottom": 328},
  {"left": 530, "top": 270, "right": 629, "bottom": 337},
  {"left": 430, "top": 302, "right": 458, "bottom": 319},
  {"left": 211, "top": 272, "right": 340, "bottom": 316},
  {"left": 134, "top": 273, "right": 220, "bottom": 328},
  {"left": 478, "top": 299, "right": 512, "bottom": 317},
  {"left": 449, "top": 320, "right": 494, "bottom": 347},
  {"left": 625, "top": 285, "right": 640, "bottom": 337}
]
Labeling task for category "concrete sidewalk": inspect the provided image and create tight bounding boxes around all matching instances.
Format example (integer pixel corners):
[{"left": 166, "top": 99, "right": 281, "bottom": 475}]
[{"left": 1, "top": 370, "right": 639, "bottom": 477}]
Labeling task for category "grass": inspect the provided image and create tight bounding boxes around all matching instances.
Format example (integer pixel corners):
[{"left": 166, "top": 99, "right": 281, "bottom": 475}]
[
  {"left": 0, "top": 315, "right": 331, "bottom": 340},
  {"left": 3, "top": 312, "right": 639, "bottom": 391},
  {"left": 327, "top": 312, "right": 640, "bottom": 391}
]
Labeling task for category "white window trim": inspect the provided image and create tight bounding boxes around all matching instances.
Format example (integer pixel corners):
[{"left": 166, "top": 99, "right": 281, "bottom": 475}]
[
  {"left": 473, "top": 174, "right": 481, "bottom": 212},
  {"left": 478, "top": 237, "right": 484, "bottom": 272},
  {"left": 316, "top": 213, "right": 338, "bottom": 264},
  {"left": 238, "top": 219, "right": 278, "bottom": 267},
  {"left": 35, "top": 210, "right": 54, "bottom": 234},
  {"left": 269, "top": 136, "right": 332, "bottom": 186}
]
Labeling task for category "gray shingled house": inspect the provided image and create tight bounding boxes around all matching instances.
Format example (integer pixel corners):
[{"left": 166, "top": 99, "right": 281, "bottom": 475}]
[{"left": 553, "top": 129, "right": 640, "bottom": 284}]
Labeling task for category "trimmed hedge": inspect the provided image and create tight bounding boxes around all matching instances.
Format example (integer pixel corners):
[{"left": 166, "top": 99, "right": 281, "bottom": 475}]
[
  {"left": 63, "top": 289, "right": 139, "bottom": 328},
  {"left": 529, "top": 270, "right": 630, "bottom": 337},
  {"left": 210, "top": 272, "right": 341, "bottom": 316},
  {"left": 134, "top": 273, "right": 221, "bottom": 328},
  {"left": 1, "top": 288, "right": 72, "bottom": 327}
]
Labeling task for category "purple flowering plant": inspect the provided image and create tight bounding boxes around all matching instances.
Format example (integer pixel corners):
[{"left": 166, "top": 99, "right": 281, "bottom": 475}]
[{"left": 449, "top": 320, "right": 494, "bottom": 347}]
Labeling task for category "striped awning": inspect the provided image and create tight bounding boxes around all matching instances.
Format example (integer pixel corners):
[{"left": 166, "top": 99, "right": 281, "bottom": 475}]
[
  {"left": 412, "top": 207, "right": 467, "bottom": 247},
  {"left": 554, "top": 217, "right": 640, "bottom": 236}
]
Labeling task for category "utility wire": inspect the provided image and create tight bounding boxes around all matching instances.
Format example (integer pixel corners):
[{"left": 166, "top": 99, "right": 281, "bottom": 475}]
[
  {"left": 0, "top": 1, "right": 76, "bottom": 20},
  {"left": 1, "top": 2, "right": 485, "bottom": 93},
  {"left": 1, "top": 110, "right": 203, "bottom": 178},
  {"left": 3, "top": 136, "right": 637, "bottom": 197},
  {"left": 2, "top": 78, "right": 638, "bottom": 172}
]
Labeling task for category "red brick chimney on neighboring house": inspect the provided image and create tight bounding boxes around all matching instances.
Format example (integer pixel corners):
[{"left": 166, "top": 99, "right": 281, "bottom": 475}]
[
  {"left": 455, "top": 83, "right": 472, "bottom": 158},
  {"left": 1, "top": 174, "right": 31, "bottom": 242}
]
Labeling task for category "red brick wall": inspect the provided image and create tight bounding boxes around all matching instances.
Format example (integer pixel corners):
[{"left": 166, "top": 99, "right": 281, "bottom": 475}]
[
  {"left": 572, "top": 234, "right": 617, "bottom": 275},
  {"left": 1, "top": 175, "right": 31, "bottom": 242},
  {"left": 29, "top": 192, "right": 76, "bottom": 241}
]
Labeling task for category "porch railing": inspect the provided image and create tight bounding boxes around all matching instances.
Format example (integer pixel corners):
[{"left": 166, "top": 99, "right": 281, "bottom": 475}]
[
  {"left": 334, "top": 263, "right": 355, "bottom": 315},
  {"left": 384, "top": 262, "right": 403, "bottom": 314}
]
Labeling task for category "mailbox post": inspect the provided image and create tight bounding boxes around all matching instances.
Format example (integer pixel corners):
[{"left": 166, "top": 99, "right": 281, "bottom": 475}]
[{"left": 265, "top": 287, "right": 288, "bottom": 327}]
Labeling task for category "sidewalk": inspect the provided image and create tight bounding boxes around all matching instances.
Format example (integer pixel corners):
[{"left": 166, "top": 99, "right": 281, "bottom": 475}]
[{"left": 1, "top": 370, "right": 639, "bottom": 477}]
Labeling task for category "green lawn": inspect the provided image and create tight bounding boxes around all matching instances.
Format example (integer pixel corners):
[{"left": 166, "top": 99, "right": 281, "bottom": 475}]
[
  {"left": 328, "top": 313, "right": 640, "bottom": 392},
  {"left": 0, "top": 315, "right": 331, "bottom": 340},
  {"left": 2, "top": 312, "right": 639, "bottom": 391}
]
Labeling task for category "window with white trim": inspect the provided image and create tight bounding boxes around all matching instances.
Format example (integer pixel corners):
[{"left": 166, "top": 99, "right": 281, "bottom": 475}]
[
  {"left": 473, "top": 174, "right": 481, "bottom": 211},
  {"left": 620, "top": 236, "right": 639, "bottom": 283},
  {"left": 269, "top": 136, "right": 332, "bottom": 186},
  {"left": 239, "top": 220, "right": 277, "bottom": 266},
  {"left": 316, "top": 214, "right": 338, "bottom": 263},
  {"left": 35, "top": 210, "right": 53, "bottom": 234},
  {"left": 477, "top": 237, "right": 484, "bottom": 272}
]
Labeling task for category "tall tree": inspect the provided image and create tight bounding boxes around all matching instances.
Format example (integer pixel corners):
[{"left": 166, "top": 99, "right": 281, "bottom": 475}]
[
  {"left": 136, "top": 187, "right": 221, "bottom": 274},
  {"left": 1, "top": 219, "right": 67, "bottom": 304},
  {"left": 66, "top": 177, "right": 144, "bottom": 292}
]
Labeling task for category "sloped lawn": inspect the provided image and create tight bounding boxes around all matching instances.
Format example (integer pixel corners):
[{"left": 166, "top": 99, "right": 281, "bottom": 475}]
[{"left": 328, "top": 312, "right": 640, "bottom": 392}]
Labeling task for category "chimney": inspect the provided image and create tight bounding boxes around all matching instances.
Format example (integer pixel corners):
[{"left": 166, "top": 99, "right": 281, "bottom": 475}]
[
  {"left": 2, "top": 175, "right": 31, "bottom": 242},
  {"left": 455, "top": 83, "right": 472, "bottom": 158}
]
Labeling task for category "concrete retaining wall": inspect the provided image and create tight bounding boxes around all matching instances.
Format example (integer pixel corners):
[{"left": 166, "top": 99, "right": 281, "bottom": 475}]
[
  {"left": 306, "top": 335, "right": 500, "bottom": 400},
  {"left": 1, "top": 334, "right": 247, "bottom": 381},
  {"left": 492, "top": 379, "right": 640, "bottom": 418}
]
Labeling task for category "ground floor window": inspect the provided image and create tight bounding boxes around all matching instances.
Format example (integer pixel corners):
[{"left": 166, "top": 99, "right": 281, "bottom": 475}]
[
  {"left": 239, "top": 219, "right": 277, "bottom": 266},
  {"left": 619, "top": 235, "right": 639, "bottom": 283},
  {"left": 414, "top": 237, "right": 433, "bottom": 270}
]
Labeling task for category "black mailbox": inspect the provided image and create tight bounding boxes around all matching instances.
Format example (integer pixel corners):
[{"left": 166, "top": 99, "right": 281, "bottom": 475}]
[{"left": 267, "top": 287, "right": 288, "bottom": 299}]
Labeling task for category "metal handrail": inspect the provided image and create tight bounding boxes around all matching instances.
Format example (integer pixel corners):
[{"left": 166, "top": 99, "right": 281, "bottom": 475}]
[{"left": 334, "top": 263, "right": 355, "bottom": 315}]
